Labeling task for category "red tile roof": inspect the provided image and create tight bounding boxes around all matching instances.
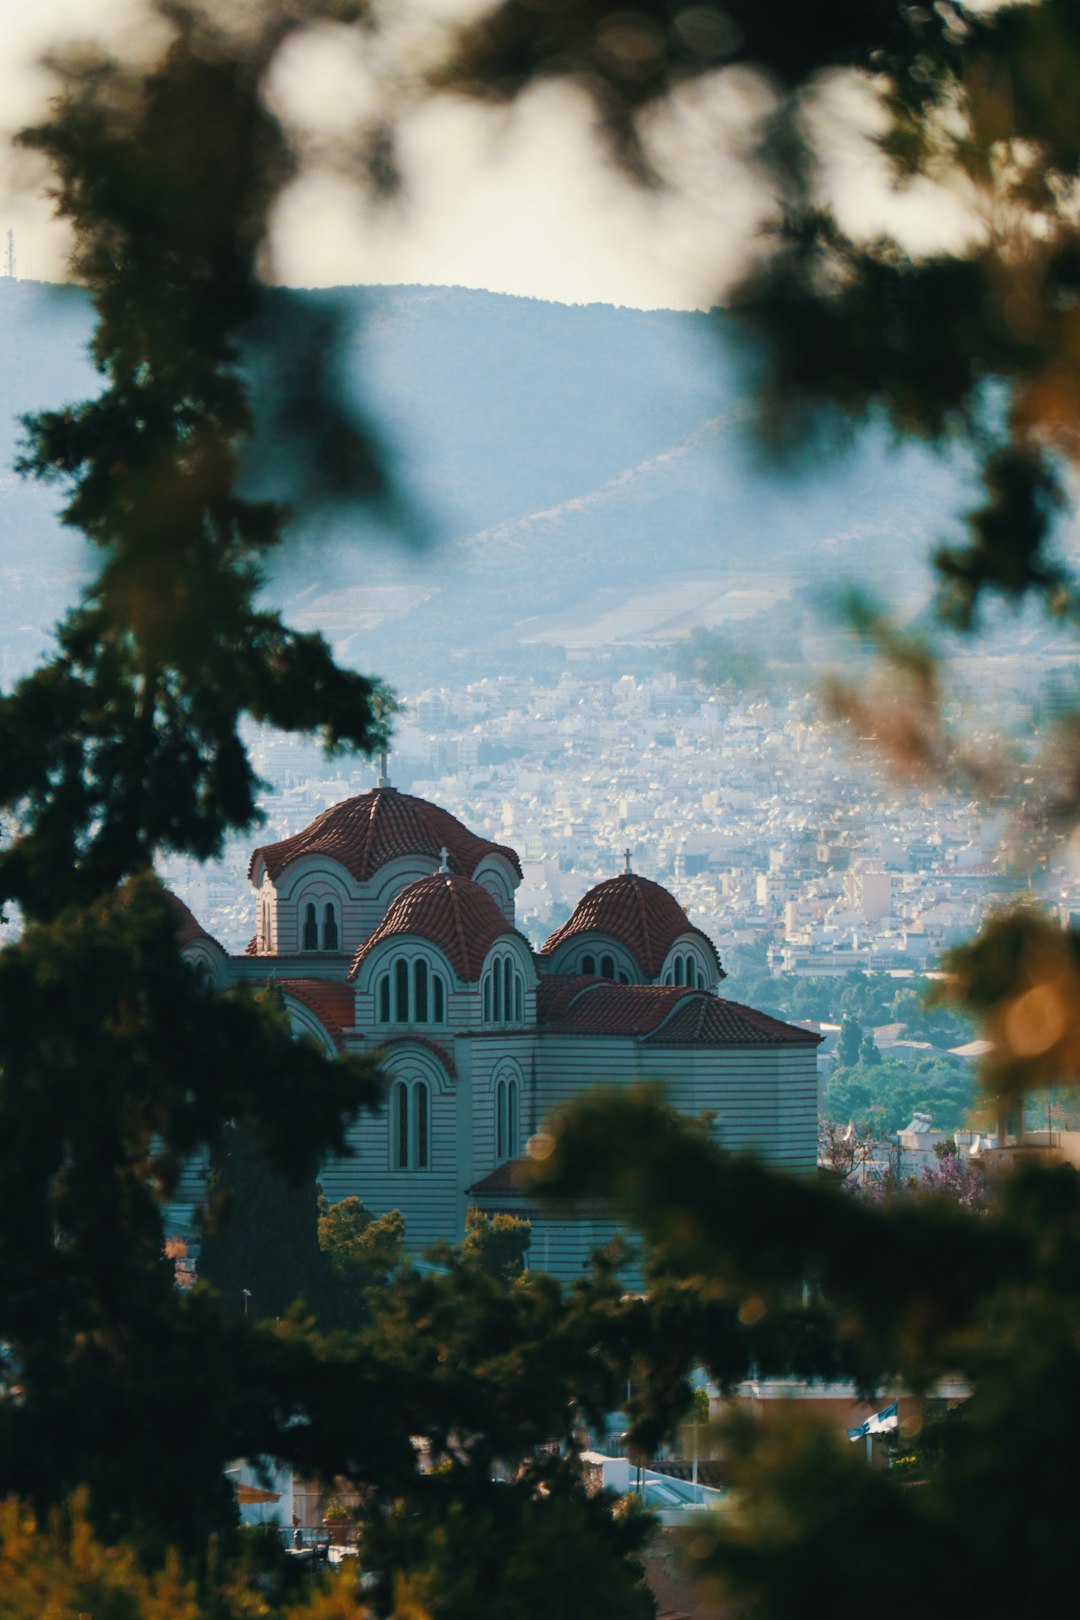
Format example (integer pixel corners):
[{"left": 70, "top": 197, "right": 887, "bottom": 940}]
[
  {"left": 535, "top": 973, "right": 603, "bottom": 1025},
  {"left": 540, "top": 979, "right": 699, "bottom": 1036},
  {"left": 538, "top": 980, "right": 822, "bottom": 1045},
  {"left": 348, "top": 873, "right": 524, "bottom": 983},
  {"left": 468, "top": 1158, "right": 531, "bottom": 1196},
  {"left": 249, "top": 788, "right": 522, "bottom": 885},
  {"left": 277, "top": 979, "right": 356, "bottom": 1050},
  {"left": 167, "top": 892, "right": 222, "bottom": 952},
  {"left": 541, "top": 873, "right": 722, "bottom": 980},
  {"left": 376, "top": 1034, "right": 457, "bottom": 1079},
  {"left": 644, "top": 994, "right": 824, "bottom": 1047}
]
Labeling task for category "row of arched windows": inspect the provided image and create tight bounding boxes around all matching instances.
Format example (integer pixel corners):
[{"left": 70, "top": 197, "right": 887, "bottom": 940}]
[
  {"left": 580, "top": 951, "right": 630, "bottom": 985},
  {"left": 663, "top": 952, "right": 709, "bottom": 990},
  {"left": 391, "top": 1077, "right": 429, "bottom": 1170},
  {"left": 302, "top": 900, "right": 339, "bottom": 952},
  {"left": 388, "top": 1072, "right": 520, "bottom": 1173},
  {"left": 483, "top": 957, "right": 524, "bottom": 1025},
  {"left": 378, "top": 957, "right": 447, "bottom": 1025}
]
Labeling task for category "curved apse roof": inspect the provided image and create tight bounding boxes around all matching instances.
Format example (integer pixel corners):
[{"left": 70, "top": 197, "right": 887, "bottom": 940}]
[
  {"left": 249, "top": 787, "right": 522, "bottom": 886},
  {"left": 537, "top": 978, "right": 820, "bottom": 1045},
  {"left": 541, "top": 872, "right": 723, "bottom": 981},
  {"left": 348, "top": 872, "right": 524, "bottom": 983}
]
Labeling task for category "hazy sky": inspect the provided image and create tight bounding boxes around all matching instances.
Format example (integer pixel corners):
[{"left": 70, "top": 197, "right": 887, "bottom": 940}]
[{"left": 0, "top": 1, "right": 976, "bottom": 307}]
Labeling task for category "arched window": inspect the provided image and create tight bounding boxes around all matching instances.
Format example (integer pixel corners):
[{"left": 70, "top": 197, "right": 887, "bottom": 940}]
[
  {"left": 391, "top": 1078, "right": 430, "bottom": 1170},
  {"left": 395, "top": 958, "right": 409, "bottom": 1023},
  {"left": 433, "top": 976, "right": 445, "bottom": 1024},
  {"left": 507, "top": 1078, "right": 519, "bottom": 1157},
  {"left": 379, "top": 975, "right": 390, "bottom": 1022},
  {"left": 496, "top": 1075, "right": 520, "bottom": 1162},
  {"left": 581, "top": 953, "right": 596, "bottom": 976},
  {"left": 302, "top": 902, "right": 318, "bottom": 951},
  {"left": 414, "top": 1079, "right": 429, "bottom": 1168},
  {"left": 393, "top": 1079, "right": 409, "bottom": 1169},
  {"left": 600, "top": 953, "right": 615, "bottom": 980},
  {"left": 674, "top": 956, "right": 685, "bottom": 986},
  {"left": 618, "top": 971, "right": 629, "bottom": 985},
  {"left": 414, "top": 958, "right": 429, "bottom": 1022},
  {"left": 322, "top": 902, "right": 338, "bottom": 951},
  {"left": 484, "top": 959, "right": 524, "bottom": 1026}
]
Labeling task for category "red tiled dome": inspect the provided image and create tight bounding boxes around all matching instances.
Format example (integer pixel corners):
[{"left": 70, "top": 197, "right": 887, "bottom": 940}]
[
  {"left": 249, "top": 788, "right": 522, "bottom": 886},
  {"left": 167, "top": 891, "right": 222, "bottom": 952},
  {"left": 348, "top": 873, "right": 524, "bottom": 983},
  {"left": 541, "top": 873, "right": 722, "bottom": 980}
]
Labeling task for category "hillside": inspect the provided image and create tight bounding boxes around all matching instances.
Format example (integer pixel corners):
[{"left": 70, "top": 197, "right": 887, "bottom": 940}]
[{"left": 0, "top": 278, "right": 972, "bottom": 689}]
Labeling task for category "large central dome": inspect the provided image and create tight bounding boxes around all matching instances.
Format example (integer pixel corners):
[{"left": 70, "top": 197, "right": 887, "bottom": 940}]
[{"left": 249, "top": 787, "right": 522, "bottom": 885}]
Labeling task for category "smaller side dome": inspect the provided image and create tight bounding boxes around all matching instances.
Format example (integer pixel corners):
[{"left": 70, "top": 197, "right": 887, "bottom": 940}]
[
  {"left": 166, "top": 891, "right": 222, "bottom": 952},
  {"left": 348, "top": 873, "right": 523, "bottom": 984},
  {"left": 542, "top": 872, "right": 722, "bottom": 981}
]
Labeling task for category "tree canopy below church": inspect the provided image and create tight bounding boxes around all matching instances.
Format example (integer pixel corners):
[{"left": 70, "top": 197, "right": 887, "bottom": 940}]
[{"left": 6, "top": 3, "right": 1080, "bottom": 1618}]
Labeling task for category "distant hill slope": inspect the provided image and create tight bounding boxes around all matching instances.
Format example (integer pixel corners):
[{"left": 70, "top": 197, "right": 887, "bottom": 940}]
[{"left": 0, "top": 278, "right": 971, "bottom": 688}]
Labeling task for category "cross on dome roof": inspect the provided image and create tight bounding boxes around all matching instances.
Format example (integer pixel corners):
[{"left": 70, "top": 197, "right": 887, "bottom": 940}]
[
  {"left": 348, "top": 871, "right": 523, "bottom": 983},
  {"left": 541, "top": 870, "right": 723, "bottom": 980}
]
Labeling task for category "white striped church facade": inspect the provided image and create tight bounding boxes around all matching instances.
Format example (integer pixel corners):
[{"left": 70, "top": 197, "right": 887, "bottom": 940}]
[{"left": 173, "top": 783, "right": 820, "bottom": 1282}]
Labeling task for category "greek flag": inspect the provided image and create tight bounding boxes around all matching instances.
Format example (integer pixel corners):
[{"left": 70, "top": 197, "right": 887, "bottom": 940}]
[{"left": 848, "top": 1402, "right": 898, "bottom": 1442}]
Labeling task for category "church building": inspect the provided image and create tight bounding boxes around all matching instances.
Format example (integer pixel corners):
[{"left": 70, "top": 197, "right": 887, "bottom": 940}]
[{"left": 174, "top": 778, "right": 820, "bottom": 1281}]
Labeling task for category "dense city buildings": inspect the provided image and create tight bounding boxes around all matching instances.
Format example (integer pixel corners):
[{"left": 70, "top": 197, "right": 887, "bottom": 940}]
[{"left": 163, "top": 668, "right": 1077, "bottom": 982}]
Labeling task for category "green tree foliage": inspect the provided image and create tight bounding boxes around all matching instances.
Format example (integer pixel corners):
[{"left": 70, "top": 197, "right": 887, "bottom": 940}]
[
  {"left": 351, "top": 1241, "right": 655, "bottom": 1620},
  {"left": 316, "top": 1195, "right": 406, "bottom": 1331},
  {"left": 723, "top": 948, "right": 973, "bottom": 1051},
  {"left": 527, "top": 1087, "right": 1080, "bottom": 1619},
  {"left": 197, "top": 1116, "right": 326, "bottom": 1324},
  {"left": 460, "top": 1206, "right": 532, "bottom": 1283},
  {"left": 0, "top": 1489, "right": 376, "bottom": 1620},
  {"left": 825, "top": 1054, "right": 978, "bottom": 1136},
  {"left": 0, "top": 0, "right": 397, "bottom": 1557},
  {"left": 668, "top": 626, "right": 766, "bottom": 694},
  {"left": 835, "top": 1014, "right": 863, "bottom": 1068}
]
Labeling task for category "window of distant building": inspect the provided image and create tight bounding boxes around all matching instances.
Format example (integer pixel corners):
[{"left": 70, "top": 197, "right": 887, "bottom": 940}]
[
  {"left": 377, "top": 957, "right": 446, "bottom": 1025},
  {"left": 391, "top": 1077, "right": 429, "bottom": 1170},
  {"left": 495, "top": 1074, "right": 520, "bottom": 1162},
  {"left": 482, "top": 955, "right": 524, "bottom": 1026},
  {"left": 302, "top": 902, "right": 318, "bottom": 951}
]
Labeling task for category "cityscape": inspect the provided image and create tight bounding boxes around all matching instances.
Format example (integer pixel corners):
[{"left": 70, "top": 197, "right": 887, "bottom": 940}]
[{"left": 163, "top": 663, "right": 1080, "bottom": 978}]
